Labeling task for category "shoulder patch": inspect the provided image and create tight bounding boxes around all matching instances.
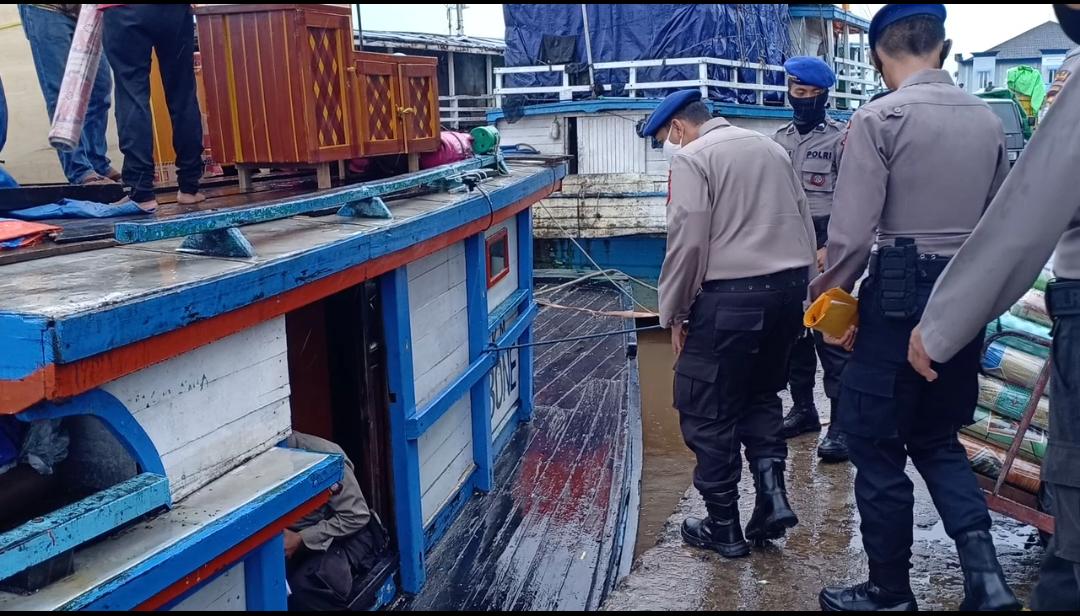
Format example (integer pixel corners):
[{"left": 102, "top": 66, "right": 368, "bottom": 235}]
[{"left": 1045, "top": 68, "right": 1073, "bottom": 111}]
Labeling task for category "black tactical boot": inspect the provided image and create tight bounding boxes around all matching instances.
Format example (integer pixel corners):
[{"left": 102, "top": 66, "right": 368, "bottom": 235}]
[
  {"left": 818, "top": 400, "right": 849, "bottom": 462},
  {"left": 956, "top": 530, "right": 1022, "bottom": 611},
  {"left": 681, "top": 491, "right": 750, "bottom": 558},
  {"left": 819, "top": 581, "right": 918, "bottom": 611},
  {"left": 780, "top": 404, "right": 821, "bottom": 439},
  {"left": 744, "top": 458, "right": 798, "bottom": 542}
]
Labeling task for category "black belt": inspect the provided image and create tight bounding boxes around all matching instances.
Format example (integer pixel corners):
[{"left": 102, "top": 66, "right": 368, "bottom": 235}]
[
  {"left": 1047, "top": 278, "right": 1080, "bottom": 319},
  {"left": 868, "top": 253, "right": 950, "bottom": 281},
  {"left": 701, "top": 267, "right": 808, "bottom": 293}
]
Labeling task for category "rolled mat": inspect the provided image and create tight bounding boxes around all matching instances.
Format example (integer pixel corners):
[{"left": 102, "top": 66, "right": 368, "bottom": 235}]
[
  {"left": 982, "top": 341, "right": 1048, "bottom": 391},
  {"left": 978, "top": 375, "right": 1049, "bottom": 430},
  {"left": 48, "top": 5, "right": 104, "bottom": 152},
  {"left": 1009, "top": 289, "right": 1051, "bottom": 328},
  {"left": 959, "top": 434, "right": 1041, "bottom": 495},
  {"left": 1034, "top": 269, "right": 1052, "bottom": 292},
  {"left": 961, "top": 407, "right": 1047, "bottom": 463}
]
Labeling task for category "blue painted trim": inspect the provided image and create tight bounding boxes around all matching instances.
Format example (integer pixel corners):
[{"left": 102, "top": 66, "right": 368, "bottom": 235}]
[
  {"left": 0, "top": 472, "right": 169, "bottom": 581},
  {"left": 489, "top": 98, "right": 852, "bottom": 123},
  {"left": 370, "top": 574, "right": 398, "bottom": 611},
  {"left": 156, "top": 565, "right": 230, "bottom": 610},
  {"left": 488, "top": 98, "right": 688, "bottom": 122},
  {"left": 70, "top": 453, "right": 342, "bottom": 610},
  {"left": 488, "top": 288, "right": 529, "bottom": 333},
  {"left": 464, "top": 233, "right": 494, "bottom": 493},
  {"left": 492, "top": 406, "right": 520, "bottom": 458},
  {"left": 787, "top": 4, "right": 870, "bottom": 31},
  {"left": 114, "top": 156, "right": 498, "bottom": 244},
  {"left": 0, "top": 313, "right": 52, "bottom": 381},
  {"left": 516, "top": 208, "right": 535, "bottom": 424},
  {"left": 422, "top": 469, "right": 479, "bottom": 552},
  {"left": 378, "top": 268, "right": 426, "bottom": 595},
  {"left": 178, "top": 227, "right": 257, "bottom": 259},
  {"left": 4, "top": 164, "right": 567, "bottom": 375},
  {"left": 405, "top": 299, "right": 536, "bottom": 444},
  {"left": 406, "top": 350, "right": 496, "bottom": 439},
  {"left": 243, "top": 534, "right": 288, "bottom": 611},
  {"left": 18, "top": 389, "right": 167, "bottom": 479}
]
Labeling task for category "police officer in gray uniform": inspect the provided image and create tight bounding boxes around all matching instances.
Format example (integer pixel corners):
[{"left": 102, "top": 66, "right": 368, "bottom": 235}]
[
  {"left": 909, "top": 5, "right": 1080, "bottom": 610},
  {"left": 773, "top": 56, "right": 851, "bottom": 462},
  {"left": 642, "top": 89, "right": 817, "bottom": 558},
  {"left": 811, "top": 5, "right": 1020, "bottom": 611}
]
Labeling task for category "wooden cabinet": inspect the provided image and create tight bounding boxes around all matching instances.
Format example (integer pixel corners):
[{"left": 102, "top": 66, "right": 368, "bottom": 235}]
[{"left": 194, "top": 4, "right": 441, "bottom": 186}]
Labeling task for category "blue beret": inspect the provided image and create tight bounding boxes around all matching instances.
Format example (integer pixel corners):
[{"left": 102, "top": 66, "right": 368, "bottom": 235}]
[
  {"left": 783, "top": 56, "right": 835, "bottom": 89},
  {"left": 639, "top": 89, "right": 702, "bottom": 138},
  {"left": 869, "top": 4, "right": 946, "bottom": 50}
]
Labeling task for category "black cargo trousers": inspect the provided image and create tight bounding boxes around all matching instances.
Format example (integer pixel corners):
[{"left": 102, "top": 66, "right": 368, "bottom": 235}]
[
  {"left": 788, "top": 215, "right": 849, "bottom": 408},
  {"left": 673, "top": 268, "right": 807, "bottom": 503}
]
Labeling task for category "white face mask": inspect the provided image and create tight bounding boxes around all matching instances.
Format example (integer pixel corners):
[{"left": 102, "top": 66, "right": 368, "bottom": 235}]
[{"left": 662, "top": 135, "right": 682, "bottom": 161}]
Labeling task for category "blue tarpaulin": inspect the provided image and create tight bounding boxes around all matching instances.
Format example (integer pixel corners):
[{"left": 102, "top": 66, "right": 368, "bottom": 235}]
[
  {"left": 11, "top": 198, "right": 146, "bottom": 220},
  {"left": 502, "top": 4, "right": 791, "bottom": 104}
]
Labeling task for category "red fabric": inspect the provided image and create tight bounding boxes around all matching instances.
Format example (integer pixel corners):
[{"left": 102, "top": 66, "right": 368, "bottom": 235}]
[{"left": 97, "top": 4, "right": 124, "bottom": 10}]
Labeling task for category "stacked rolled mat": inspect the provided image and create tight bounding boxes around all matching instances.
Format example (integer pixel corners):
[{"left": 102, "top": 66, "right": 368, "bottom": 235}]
[{"left": 961, "top": 264, "right": 1053, "bottom": 496}]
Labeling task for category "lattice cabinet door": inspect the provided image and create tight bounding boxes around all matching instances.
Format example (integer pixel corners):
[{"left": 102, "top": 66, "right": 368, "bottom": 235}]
[
  {"left": 397, "top": 62, "right": 442, "bottom": 153},
  {"left": 353, "top": 56, "right": 405, "bottom": 157},
  {"left": 299, "top": 10, "right": 358, "bottom": 162}
]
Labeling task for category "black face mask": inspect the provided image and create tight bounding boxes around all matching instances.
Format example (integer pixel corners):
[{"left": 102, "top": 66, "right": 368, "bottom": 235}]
[
  {"left": 1056, "top": 5, "right": 1080, "bottom": 43},
  {"left": 791, "top": 91, "right": 829, "bottom": 134}
]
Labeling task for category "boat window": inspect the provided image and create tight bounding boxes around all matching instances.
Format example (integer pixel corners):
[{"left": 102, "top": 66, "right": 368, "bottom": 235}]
[{"left": 487, "top": 229, "right": 510, "bottom": 288}]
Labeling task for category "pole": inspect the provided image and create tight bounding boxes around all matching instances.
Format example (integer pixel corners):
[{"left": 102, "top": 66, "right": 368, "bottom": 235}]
[
  {"left": 354, "top": 3, "right": 363, "bottom": 49},
  {"left": 580, "top": 4, "right": 596, "bottom": 92}
]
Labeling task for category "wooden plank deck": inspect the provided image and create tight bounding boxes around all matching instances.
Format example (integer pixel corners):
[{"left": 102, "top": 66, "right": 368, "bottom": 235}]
[{"left": 398, "top": 281, "right": 641, "bottom": 611}]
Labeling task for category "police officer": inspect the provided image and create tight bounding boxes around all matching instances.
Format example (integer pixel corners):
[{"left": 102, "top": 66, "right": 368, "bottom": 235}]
[
  {"left": 909, "top": 5, "right": 1080, "bottom": 610},
  {"left": 773, "top": 56, "right": 850, "bottom": 463},
  {"left": 642, "top": 89, "right": 818, "bottom": 557},
  {"left": 810, "top": 5, "right": 1020, "bottom": 611}
]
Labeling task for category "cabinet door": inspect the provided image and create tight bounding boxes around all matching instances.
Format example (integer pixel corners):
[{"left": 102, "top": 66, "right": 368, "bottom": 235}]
[
  {"left": 398, "top": 62, "right": 441, "bottom": 153},
  {"left": 353, "top": 59, "right": 406, "bottom": 157},
  {"left": 300, "top": 11, "right": 357, "bottom": 162}
]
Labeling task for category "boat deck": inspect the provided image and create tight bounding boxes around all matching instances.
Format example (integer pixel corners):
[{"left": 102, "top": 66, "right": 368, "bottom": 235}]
[{"left": 397, "top": 281, "right": 642, "bottom": 611}]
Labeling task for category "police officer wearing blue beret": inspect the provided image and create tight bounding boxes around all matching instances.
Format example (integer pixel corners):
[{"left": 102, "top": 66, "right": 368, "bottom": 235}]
[
  {"left": 773, "top": 57, "right": 851, "bottom": 463},
  {"left": 642, "top": 90, "right": 819, "bottom": 558},
  {"left": 811, "top": 4, "right": 1019, "bottom": 610}
]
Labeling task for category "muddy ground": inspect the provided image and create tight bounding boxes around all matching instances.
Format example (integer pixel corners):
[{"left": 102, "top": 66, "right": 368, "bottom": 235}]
[{"left": 617, "top": 331, "right": 1043, "bottom": 611}]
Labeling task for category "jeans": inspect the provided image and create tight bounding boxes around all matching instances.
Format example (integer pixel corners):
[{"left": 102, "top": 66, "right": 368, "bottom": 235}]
[
  {"left": 20, "top": 4, "right": 114, "bottom": 184},
  {"left": 102, "top": 4, "right": 204, "bottom": 202}
]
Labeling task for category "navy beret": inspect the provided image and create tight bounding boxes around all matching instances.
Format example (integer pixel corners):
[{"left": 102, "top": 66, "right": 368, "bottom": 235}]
[
  {"left": 869, "top": 4, "right": 946, "bottom": 50},
  {"left": 784, "top": 56, "right": 835, "bottom": 89},
  {"left": 639, "top": 89, "right": 702, "bottom": 138}
]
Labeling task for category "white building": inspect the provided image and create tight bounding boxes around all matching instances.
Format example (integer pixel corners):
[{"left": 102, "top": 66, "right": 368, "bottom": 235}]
[{"left": 956, "top": 21, "right": 1077, "bottom": 93}]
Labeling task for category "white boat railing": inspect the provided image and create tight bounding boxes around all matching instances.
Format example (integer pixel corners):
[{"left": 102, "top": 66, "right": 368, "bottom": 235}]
[
  {"left": 493, "top": 56, "right": 882, "bottom": 109},
  {"left": 440, "top": 95, "right": 495, "bottom": 129}
]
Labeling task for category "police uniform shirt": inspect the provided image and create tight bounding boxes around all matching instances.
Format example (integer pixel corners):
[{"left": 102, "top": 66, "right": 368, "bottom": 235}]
[
  {"left": 658, "top": 117, "right": 817, "bottom": 328},
  {"left": 808, "top": 69, "right": 1010, "bottom": 300},
  {"left": 920, "top": 48, "right": 1080, "bottom": 362},
  {"left": 772, "top": 117, "right": 846, "bottom": 219},
  {"left": 286, "top": 432, "right": 372, "bottom": 551}
]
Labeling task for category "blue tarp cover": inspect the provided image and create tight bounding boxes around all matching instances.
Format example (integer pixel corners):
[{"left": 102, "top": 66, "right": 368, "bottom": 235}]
[{"left": 503, "top": 4, "right": 791, "bottom": 103}]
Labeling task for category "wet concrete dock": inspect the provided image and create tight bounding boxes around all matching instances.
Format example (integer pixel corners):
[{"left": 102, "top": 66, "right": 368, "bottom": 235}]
[{"left": 614, "top": 331, "right": 1044, "bottom": 611}]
